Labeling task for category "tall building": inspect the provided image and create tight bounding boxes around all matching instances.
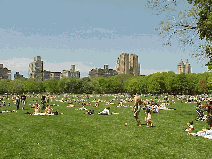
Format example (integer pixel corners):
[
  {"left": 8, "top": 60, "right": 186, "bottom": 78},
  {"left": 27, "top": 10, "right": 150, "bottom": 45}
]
[
  {"left": 28, "top": 56, "right": 43, "bottom": 81},
  {"left": 129, "top": 54, "right": 140, "bottom": 76},
  {"left": 14, "top": 72, "right": 23, "bottom": 79},
  {"left": 177, "top": 58, "right": 191, "bottom": 74},
  {"left": 60, "top": 65, "right": 80, "bottom": 79},
  {"left": 0, "top": 64, "right": 11, "bottom": 80},
  {"left": 116, "top": 53, "right": 140, "bottom": 76},
  {"left": 89, "top": 65, "right": 118, "bottom": 78}
]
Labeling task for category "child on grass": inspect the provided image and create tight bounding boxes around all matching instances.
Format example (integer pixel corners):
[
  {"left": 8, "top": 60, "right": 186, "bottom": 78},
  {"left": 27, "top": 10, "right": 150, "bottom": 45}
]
[{"left": 145, "top": 109, "right": 153, "bottom": 127}]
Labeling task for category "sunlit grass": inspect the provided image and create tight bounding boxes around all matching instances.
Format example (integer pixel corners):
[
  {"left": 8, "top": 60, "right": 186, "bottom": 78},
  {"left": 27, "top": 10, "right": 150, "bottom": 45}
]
[{"left": 0, "top": 94, "right": 211, "bottom": 158}]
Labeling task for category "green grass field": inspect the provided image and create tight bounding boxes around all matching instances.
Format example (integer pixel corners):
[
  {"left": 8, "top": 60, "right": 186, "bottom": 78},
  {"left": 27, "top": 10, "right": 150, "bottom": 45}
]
[{"left": 0, "top": 94, "right": 211, "bottom": 159}]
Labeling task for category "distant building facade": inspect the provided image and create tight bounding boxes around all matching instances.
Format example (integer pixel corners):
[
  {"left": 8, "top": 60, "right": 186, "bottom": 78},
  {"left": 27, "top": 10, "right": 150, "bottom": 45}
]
[
  {"left": 60, "top": 65, "right": 80, "bottom": 79},
  {"left": 28, "top": 56, "right": 43, "bottom": 81},
  {"left": 14, "top": 72, "right": 23, "bottom": 79},
  {"left": 50, "top": 72, "right": 61, "bottom": 80},
  {"left": 116, "top": 53, "right": 140, "bottom": 76},
  {"left": 177, "top": 59, "right": 191, "bottom": 74},
  {"left": 89, "top": 65, "right": 118, "bottom": 78},
  {"left": 43, "top": 70, "right": 51, "bottom": 81},
  {"left": 0, "top": 64, "right": 11, "bottom": 80},
  {"left": 29, "top": 56, "right": 80, "bottom": 80}
]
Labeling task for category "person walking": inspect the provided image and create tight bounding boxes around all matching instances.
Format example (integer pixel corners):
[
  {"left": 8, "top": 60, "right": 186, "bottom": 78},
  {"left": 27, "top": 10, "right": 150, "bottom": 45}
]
[
  {"left": 131, "top": 93, "right": 142, "bottom": 126},
  {"left": 16, "top": 95, "right": 20, "bottom": 110}
]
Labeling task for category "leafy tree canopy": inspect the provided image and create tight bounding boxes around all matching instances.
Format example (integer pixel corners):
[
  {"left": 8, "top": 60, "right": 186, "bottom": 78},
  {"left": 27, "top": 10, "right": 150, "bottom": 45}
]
[{"left": 147, "top": 0, "right": 212, "bottom": 68}]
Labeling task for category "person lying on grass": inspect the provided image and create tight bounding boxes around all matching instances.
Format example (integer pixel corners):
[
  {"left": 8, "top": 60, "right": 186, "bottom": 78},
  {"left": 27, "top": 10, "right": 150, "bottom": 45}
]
[
  {"left": 98, "top": 107, "right": 110, "bottom": 115},
  {"left": 85, "top": 109, "right": 94, "bottom": 115},
  {"left": 50, "top": 103, "right": 59, "bottom": 106},
  {"left": 66, "top": 104, "right": 75, "bottom": 107},
  {"left": 0, "top": 110, "right": 17, "bottom": 113},
  {"left": 75, "top": 106, "right": 87, "bottom": 110}
]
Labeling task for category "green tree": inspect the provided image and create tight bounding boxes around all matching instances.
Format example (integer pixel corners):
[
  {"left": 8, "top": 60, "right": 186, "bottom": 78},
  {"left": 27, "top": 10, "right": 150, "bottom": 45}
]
[
  {"left": 198, "top": 77, "right": 208, "bottom": 93},
  {"left": 0, "top": 79, "right": 11, "bottom": 94},
  {"left": 173, "top": 73, "right": 188, "bottom": 94},
  {"left": 164, "top": 71, "right": 177, "bottom": 94},
  {"left": 147, "top": 0, "right": 212, "bottom": 64},
  {"left": 10, "top": 79, "right": 24, "bottom": 94},
  {"left": 136, "top": 76, "right": 148, "bottom": 94},
  {"left": 124, "top": 77, "right": 138, "bottom": 94},
  {"left": 43, "top": 79, "right": 59, "bottom": 94},
  {"left": 80, "top": 77, "right": 94, "bottom": 94}
]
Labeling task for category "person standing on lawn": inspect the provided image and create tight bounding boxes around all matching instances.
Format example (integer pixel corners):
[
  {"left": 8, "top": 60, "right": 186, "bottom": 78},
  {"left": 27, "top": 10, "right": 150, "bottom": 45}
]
[
  {"left": 21, "top": 93, "right": 26, "bottom": 110},
  {"left": 16, "top": 95, "right": 20, "bottom": 110},
  {"left": 131, "top": 93, "right": 142, "bottom": 126}
]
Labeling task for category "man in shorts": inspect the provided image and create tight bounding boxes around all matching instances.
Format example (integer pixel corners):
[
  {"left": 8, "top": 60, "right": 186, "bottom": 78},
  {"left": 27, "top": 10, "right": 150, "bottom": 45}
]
[{"left": 131, "top": 93, "right": 142, "bottom": 126}]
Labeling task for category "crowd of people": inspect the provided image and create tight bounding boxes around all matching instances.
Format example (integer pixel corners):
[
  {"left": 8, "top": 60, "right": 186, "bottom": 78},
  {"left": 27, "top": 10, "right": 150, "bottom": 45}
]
[{"left": 2, "top": 92, "right": 212, "bottom": 131}]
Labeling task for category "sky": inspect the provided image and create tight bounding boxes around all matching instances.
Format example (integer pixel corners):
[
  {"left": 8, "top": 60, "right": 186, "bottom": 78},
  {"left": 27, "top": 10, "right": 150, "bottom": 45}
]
[{"left": 0, "top": 0, "right": 208, "bottom": 79}]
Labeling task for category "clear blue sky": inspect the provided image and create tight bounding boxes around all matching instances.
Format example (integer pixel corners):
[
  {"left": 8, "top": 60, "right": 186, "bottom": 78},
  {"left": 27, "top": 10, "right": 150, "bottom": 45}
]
[{"left": 0, "top": 0, "right": 208, "bottom": 79}]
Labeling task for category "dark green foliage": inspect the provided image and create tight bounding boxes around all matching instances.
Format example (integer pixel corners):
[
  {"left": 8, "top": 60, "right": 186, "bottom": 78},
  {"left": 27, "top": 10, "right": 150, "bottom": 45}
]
[{"left": 1, "top": 72, "right": 212, "bottom": 94}]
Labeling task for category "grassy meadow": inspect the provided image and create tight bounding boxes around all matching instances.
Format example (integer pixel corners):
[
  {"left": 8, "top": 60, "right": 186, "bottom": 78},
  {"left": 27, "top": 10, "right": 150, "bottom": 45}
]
[{"left": 0, "top": 94, "right": 211, "bottom": 158}]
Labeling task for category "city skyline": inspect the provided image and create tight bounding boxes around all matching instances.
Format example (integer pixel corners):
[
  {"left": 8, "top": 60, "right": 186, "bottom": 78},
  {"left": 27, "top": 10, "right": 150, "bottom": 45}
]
[{"left": 0, "top": 0, "right": 208, "bottom": 79}]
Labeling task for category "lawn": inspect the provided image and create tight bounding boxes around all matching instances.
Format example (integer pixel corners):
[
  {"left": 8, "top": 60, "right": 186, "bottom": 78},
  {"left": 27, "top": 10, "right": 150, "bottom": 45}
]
[{"left": 0, "top": 94, "right": 211, "bottom": 159}]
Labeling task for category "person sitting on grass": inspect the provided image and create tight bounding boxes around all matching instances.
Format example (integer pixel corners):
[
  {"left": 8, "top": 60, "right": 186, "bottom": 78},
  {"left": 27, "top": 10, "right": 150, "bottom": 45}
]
[
  {"left": 41, "top": 100, "right": 46, "bottom": 110},
  {"left": 33, "top": 105, "right": 40, "bottom": 115},
  {"left": 45, "top": 105, "right": 53, "bottom": 115},
  {"left": 145, "top": 108, "right": 153, "bottom": 127},
  {"left": 86, "top": 101, "right": 91, "bottom": 106},
  {"left": 94, "top": 102, "right": 99, "bottom": 108},
  {"left": 2, "top": 101, "right": 6, "bottom": 106},
  {"left": 185, "top": 121, "right": 194, "bottom": 131},
  {"left": 118, "top": 101, "right": 124, "bottom": 107},
  {"left": 98, "top": 107, "right": 110, "bottom": 115},
  {"left": 82, "top": 100, "right": 86, "bottom": 106}
]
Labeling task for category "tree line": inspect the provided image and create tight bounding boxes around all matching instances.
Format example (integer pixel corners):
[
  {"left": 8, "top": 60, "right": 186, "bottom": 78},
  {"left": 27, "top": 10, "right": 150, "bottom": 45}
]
[{"left": 0, "top": 71, "right": 211, "bottom": 95}]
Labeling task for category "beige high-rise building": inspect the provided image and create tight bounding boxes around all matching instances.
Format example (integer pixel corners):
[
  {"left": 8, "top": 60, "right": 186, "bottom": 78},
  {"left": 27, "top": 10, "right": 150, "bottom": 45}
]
[
  {"left": 28, "top": 56, "right": 43, "bottom": 81},
  {"left": 129, "top": 54, "right": 140, "bottom": 76},
  {"left": 116, "top": 53, "right": 140, "bottom": 76},
  {"left": 0, "top": 64, "right": 11, "bottom": 80},
  {"left": 177, "top": 58, "right": 191, "bottom": 74},
  {"left": 116, "top": 53, "right": 130, "bottom": 75}
]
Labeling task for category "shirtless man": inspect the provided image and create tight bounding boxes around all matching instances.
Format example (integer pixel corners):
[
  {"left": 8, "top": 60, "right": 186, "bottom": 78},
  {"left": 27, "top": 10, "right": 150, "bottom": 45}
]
[{"left": 131, "top": 93, "right": 142, "bottom": 126}]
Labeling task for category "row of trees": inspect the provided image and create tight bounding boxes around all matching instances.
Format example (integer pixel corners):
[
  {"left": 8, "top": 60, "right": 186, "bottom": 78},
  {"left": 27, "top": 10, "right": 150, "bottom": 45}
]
[{"left": 0, "top": 71, "right": 212, "bottom": 95}]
